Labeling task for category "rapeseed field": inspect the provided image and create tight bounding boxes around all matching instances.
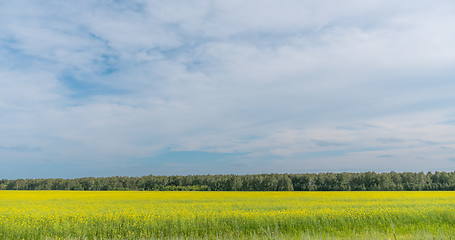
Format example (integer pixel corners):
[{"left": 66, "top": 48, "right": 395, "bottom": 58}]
[{"left": 0, "top": 191, "right": 454, "bottom": 239}]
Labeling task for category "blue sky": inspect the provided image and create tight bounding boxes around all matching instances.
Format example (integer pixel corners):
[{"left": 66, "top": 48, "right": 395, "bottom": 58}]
[{"left": 1, "top": 0, "right": 455, "bottom": 178}]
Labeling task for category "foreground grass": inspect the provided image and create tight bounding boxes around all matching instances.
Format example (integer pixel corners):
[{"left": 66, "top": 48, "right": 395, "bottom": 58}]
[{"left": 0, "top": 191, "right": 454, "bottom": 239}]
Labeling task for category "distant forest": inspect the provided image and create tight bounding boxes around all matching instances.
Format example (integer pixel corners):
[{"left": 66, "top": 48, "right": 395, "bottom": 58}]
[{"left": 2, "top": 172, "right": 455, "bottom": 191}]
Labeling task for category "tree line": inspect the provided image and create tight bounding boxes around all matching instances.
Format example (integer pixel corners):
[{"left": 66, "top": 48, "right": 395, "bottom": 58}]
[{"left": 1, "top": 172, "right": 455, "bottom": 191}]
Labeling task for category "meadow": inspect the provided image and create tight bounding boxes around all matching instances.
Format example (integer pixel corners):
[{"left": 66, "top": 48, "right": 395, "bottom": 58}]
[{"left": 0, "top": 191, "right": 454, "bottom": 239}]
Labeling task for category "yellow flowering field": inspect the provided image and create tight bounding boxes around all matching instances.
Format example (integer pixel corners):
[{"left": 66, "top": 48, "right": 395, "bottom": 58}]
[{"left": 0, "top": 191, "right": 454, "bottom": 239}]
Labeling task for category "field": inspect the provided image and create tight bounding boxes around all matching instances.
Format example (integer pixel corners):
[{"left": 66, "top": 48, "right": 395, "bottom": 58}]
[{"left": 0, "top": 191, "right": 454, "bottom": 239}]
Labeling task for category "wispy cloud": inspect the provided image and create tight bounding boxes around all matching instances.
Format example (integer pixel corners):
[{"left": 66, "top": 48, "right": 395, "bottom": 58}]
[{"left": 1, "top": 0, "right": 455, "bottom": 178}]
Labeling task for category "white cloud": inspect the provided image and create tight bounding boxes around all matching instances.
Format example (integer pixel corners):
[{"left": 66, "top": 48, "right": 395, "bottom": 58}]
[{"left": 1, "top": 0, "right": 455, "bottom": 177}]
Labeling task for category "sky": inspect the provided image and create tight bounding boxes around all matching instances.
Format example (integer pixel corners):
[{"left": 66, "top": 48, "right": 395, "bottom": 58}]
[{"left": 1, "top": 0, "right": 455, "bottom": 178}]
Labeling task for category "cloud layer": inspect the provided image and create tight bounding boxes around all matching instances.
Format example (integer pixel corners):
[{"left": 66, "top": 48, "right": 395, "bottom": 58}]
[{"left": 1, "top": 0, "right": 455, "bottom": 178}]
